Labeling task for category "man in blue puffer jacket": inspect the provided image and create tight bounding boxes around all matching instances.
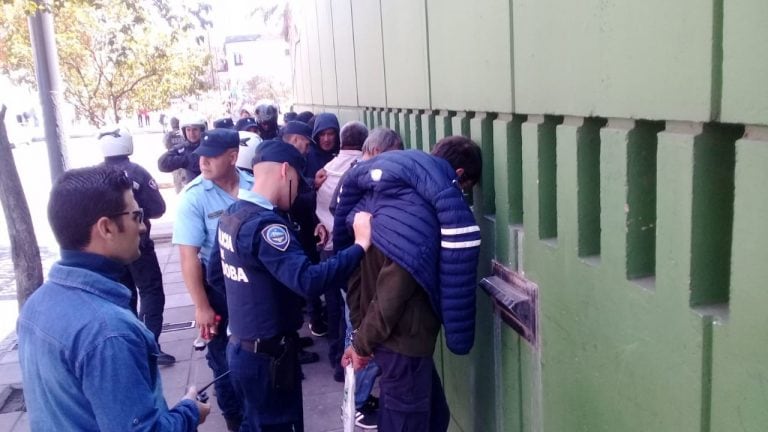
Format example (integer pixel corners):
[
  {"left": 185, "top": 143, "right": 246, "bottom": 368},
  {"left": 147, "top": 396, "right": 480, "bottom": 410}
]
[{"left": 336, "top": 136, "right": 482, "bottom": 431}]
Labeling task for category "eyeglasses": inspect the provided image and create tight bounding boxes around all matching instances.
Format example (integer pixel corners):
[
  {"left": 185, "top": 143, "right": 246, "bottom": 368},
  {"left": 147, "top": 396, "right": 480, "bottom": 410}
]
[{"left": 109, "top": 208, "right": 144, "bottom": 224}]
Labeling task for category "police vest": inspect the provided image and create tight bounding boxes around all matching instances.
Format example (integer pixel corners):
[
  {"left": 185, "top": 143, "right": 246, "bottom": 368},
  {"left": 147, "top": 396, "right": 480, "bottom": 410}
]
[{"left": 217, "top": 201, "right": 304, "bottom": 340}]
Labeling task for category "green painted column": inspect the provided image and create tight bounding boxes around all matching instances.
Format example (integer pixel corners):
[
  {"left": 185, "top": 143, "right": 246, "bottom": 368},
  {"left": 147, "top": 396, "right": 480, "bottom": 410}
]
[
  {"left": 711, "top": 126, "right": 768, "bottom": 432},
  {"left": 471, "top": 112, "right": 495, "bottom": 216},
  {"left": 435, "top": 110, "right": 454, "bottom": 142},
  {"left": 452, "top": 111, "right": 470, "bottom": 137},
  {"left": 421, "top": 111, "right": 436, "bottom": 152},
  {"left": 388, "top": 109, "right": 400, "bottom": 133},
  {"left": 409, "top": 110, "right": 423, "bottom": 151},
  {"left": 398, "top": 109, "right": 411, "bottom": 149},
  {"left": 554, "top": 117, "right": 582, "bottom": 256},
  {"left": 365, "top": 108, "right": 374, "bottom": 129},
  {"left": 599, "top": 119, "right": 633, "bottom": 279},
  {"left": 492, "top": 114, "right": 524, "bottom": 266},
  {"left": 656, "top": 122, "right": 699, "bottom": 305}
]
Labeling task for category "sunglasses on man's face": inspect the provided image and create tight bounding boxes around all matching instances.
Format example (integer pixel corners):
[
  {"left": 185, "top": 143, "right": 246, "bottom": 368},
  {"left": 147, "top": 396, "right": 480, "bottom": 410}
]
[{"left": 109, "top": 208, "right": 144, "bottom": 224}]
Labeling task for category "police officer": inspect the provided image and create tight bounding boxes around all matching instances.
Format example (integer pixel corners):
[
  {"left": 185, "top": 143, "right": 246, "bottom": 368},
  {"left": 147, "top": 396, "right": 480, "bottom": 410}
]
[
  {"left": 98, "top": 127, "right": 176, "bottom": 365},
  {"left": 236, "top": 116, "right": 259, "bottom": 134},
  {"left": 172, "top": 128, "right": 249, "bottom": 430},
  {"left": 255, "top": 103, "right": 279, "bottom": 140},
  {"left": 163, "top": 116, "right": 186, "bottom": 150},
  {"left": 158, "top": 114, "right": 207, "bottom": 190},
  {"left": 211, "top": 140, "right": 372, "bottom": 431},
  {"left": 214, "top": 117, "right": 236, "bottom": 129}
]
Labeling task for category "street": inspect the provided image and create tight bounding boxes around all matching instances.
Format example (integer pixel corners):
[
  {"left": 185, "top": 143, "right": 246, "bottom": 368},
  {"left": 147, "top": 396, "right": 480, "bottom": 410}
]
[{"left": 0, "top": 129, "right": 180, "bottom": 337}]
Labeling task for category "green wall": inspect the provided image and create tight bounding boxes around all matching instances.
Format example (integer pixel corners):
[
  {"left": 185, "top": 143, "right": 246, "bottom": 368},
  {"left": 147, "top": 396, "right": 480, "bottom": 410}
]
[{"left": 292, "top": 0, "right": 768, "bottom": 430}]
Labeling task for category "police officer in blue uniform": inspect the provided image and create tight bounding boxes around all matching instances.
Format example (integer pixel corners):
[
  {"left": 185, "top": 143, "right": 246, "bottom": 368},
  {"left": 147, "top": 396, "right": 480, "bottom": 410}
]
[
  {"left": 211, "top": 140, "right": 372, "bottom": 431},
  {"left": 173, "top": 128, "right": 251, "bottom": 430},
  {"left": 98, "top": 127, "right": 176, "bottom": 365}
]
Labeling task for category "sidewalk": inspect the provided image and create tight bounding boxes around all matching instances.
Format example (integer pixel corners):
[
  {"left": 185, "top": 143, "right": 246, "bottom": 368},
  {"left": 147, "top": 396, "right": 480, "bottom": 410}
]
[{"left": 0, "top": 222, "right": 349, "bottom": 432}]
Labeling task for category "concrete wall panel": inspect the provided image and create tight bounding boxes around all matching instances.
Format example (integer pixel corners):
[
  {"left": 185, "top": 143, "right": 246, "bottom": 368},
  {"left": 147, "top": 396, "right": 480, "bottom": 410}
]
[
  {"left": 711, "top": 129, "right": 768, "bottom": 431},
  {"left": 316, "top": 0, "right": 338, "bottom": 106},
  {"left": 381, "top": 0, "right": 430, "bottom": 109},
  {"left": 514, "top": 0, "right": 714, "bottom": 121},
  {"left": 351, "top": 0, "right": 387, "bottom": 107},
  {"left": 721, "top": 1, "right": 768, "bottom": 125},
  {"left": 426, "top": 0, "right": 513, "bottom": 113},
  {"left": 303, "top": 0, "right": 325, "bottom": 105},
  {"left": 330, "top": 0, "right": 358, "bottom": 106}
]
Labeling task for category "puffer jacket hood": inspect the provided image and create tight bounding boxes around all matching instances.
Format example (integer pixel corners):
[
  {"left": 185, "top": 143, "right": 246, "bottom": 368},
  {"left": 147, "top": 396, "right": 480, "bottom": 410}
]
[{"left": 333, "top": 150, "right": 481, "bottom": 355}]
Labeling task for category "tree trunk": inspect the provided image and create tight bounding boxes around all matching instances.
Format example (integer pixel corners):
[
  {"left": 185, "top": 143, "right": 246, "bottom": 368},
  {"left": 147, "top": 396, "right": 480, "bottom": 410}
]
[{"left": 0, "top": 105, "right": 44, "bottom": 309}]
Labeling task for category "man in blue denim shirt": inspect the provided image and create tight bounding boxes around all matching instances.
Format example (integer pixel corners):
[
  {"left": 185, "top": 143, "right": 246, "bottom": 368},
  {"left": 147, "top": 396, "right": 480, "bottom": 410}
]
[{"left": 17, "top": 166, "right": 209, "bottom": 431}]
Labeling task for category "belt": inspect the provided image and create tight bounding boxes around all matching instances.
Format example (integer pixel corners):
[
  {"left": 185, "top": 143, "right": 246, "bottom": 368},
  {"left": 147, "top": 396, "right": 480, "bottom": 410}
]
[{"left": 229, "top": 334, "right": 293, "bottom": 356}]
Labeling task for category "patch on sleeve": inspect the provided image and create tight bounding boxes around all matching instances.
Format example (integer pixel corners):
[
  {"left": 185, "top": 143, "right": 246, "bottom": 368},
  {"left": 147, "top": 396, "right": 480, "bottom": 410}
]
[
  {"left": 148, "top": 179, "right": 159, "bottom": 190},
  {"left": 261, "top": 224, "right": 290, "bottom": 251}
]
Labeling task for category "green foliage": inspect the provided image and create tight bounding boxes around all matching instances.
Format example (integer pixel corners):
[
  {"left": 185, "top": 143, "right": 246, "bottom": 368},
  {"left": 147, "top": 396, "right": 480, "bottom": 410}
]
[{"left": 0, "top": 0, "right": 213, "bottom": 126}]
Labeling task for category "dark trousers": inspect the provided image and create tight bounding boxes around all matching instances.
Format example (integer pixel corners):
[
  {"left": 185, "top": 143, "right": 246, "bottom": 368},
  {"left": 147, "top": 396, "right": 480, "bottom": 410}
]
[
  {"left": 122, "top": 238, "right": 165, "bottom": 341},
  {"left": 227, "top": 342, "right": 304, "bottom": 432},
  {"left": 320, "top": 250, "right": 345, "bottom": 367},
  {"left": 204, "top": 271, "right": 244, "bottom": 424},
  {"left": 325, "top": 285, "right": 345, "bottom": 367},
  {"left": 375, "top": 347, "right": 450, "bottom": 432}
]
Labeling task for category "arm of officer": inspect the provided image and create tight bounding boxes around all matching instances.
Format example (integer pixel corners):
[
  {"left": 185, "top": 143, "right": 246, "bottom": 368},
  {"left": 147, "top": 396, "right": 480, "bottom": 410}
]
[
  {"left": 81, "top": 335, "right": 201, "bottom": 431},
  {"left": 258, "top": 212, "right": 372, "bottom": 299},
  {"left": 173, "top": 195, "right": 217, "bottom": 336},
  {"left": 136, "top": 167, "right": 166, "bottom": 219},
  {"left": 158, "top": 145, "right": 193, "bottom": 172},
  {"left": 205, "top": 235, "right": 226, "bottom": 297}
]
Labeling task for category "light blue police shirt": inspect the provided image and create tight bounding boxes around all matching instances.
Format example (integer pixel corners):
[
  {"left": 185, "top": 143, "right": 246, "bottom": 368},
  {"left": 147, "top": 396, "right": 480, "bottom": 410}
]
[
  {"left": 172, "top": 170, "right": 254, "bottom": 265},
  {"left": 237, "top": 189, "right": 274, "bottom": 210}
]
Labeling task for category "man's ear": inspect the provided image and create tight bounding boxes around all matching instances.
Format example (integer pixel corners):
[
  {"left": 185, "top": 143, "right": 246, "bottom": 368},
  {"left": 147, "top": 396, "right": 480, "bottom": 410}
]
[
  {"left": 94, "top": 216, "right": 115, "bottom": 241},
  {"left": 455, "top": 167, "right": 465, "bottom": 179},
  {"left": 281, "top": 162, "right": 289, "bottom": 179}
]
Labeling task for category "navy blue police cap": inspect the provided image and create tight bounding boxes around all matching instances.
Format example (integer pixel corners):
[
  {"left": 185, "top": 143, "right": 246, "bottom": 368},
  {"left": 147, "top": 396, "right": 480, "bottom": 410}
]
[
  {"left": 235, "top": 117, "right": 258, "bottom": 131},
  {"left": 252, "top": 139, "right": 305, "bottom": 173},
  {"left": 280, "top": 121, "right": 316, "bottom": 145},
  {"left": 194, "top": 128, "right": 240, "bottom": 157},
  {"left": 213, "top": 117, "right": 235, "bottom": 129}
]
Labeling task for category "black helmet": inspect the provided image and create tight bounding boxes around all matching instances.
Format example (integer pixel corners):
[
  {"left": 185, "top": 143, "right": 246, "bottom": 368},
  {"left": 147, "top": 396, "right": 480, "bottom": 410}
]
[{"left": 255, "top": 104, "right": 278, "bottom": 124}]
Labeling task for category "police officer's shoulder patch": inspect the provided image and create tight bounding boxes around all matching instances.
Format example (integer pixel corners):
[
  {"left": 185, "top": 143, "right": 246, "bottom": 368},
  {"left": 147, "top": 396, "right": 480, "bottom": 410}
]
[{"left": 261, "top": 224, "right": 290, "bottom": 251}]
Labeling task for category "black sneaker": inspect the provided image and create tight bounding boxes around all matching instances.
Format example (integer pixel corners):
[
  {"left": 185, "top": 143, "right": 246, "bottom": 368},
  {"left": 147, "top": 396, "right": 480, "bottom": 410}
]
[
  {"left": 360, "top": 395, "right": 379, "bottom": 412},
  {"left": 309, "top": 320, "right": 328, "bottom": 337},
  {"left": 355, "top": 409, "right": 378, "bottom": 429},
  {"left": 299, "top": 349, "right": 320, "bottom": 364},
  {"left": 157, "top": 351, "right": 176, "bottom": 366}
]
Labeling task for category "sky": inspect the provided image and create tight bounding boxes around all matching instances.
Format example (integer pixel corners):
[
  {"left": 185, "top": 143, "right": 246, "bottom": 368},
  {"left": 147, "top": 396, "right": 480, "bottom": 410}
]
[{"left": 206, "top": 0, "right": 287, "bottom": 43}]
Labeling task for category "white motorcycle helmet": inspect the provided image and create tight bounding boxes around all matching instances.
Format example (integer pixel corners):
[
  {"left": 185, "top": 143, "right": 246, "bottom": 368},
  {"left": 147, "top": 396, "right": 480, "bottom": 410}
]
[
  {"left": 236, "top": 131, "right": 263, "bottom": 171},
  {"left": 99, "top": 127, "right": 133, "bottom": 157},
  {"left": 180, "top": 114, "right": 207, "bottom": 141}
]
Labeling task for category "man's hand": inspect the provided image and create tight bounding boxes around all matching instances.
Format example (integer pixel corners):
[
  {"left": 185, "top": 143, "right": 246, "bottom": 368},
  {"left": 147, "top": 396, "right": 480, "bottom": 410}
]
[
  {"left": 352, "top": 212, "right": 372, "bottom": 251},
  {"left": 314, "top": 168, "right": 328, "bottom": 189},
  {"left": 341, "top": 346, "right": 372, "bottom": 371},
  {"left": 314, "top": 223, "right": 329, "bottom": 247},
  {"left": 195, "top": 304, "right": 217, "bottom": 340},
  {"left": 183, "top": 386, "right": 210, "bottom": 425}
]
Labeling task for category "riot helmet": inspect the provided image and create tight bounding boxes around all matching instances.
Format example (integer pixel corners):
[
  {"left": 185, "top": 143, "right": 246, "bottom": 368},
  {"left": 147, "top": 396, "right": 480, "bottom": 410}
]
[
  {"left": 98, "top": 127, "right": 133, "bottom": 157},
  {"left": 180, "top": 114, "right": 207, "bottom": 142}
]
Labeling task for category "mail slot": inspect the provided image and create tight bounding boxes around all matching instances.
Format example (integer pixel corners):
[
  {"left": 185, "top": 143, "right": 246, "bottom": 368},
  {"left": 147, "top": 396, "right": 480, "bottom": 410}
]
[{"left": 479, "top": 260, "right": 538, "bottom": 347}]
